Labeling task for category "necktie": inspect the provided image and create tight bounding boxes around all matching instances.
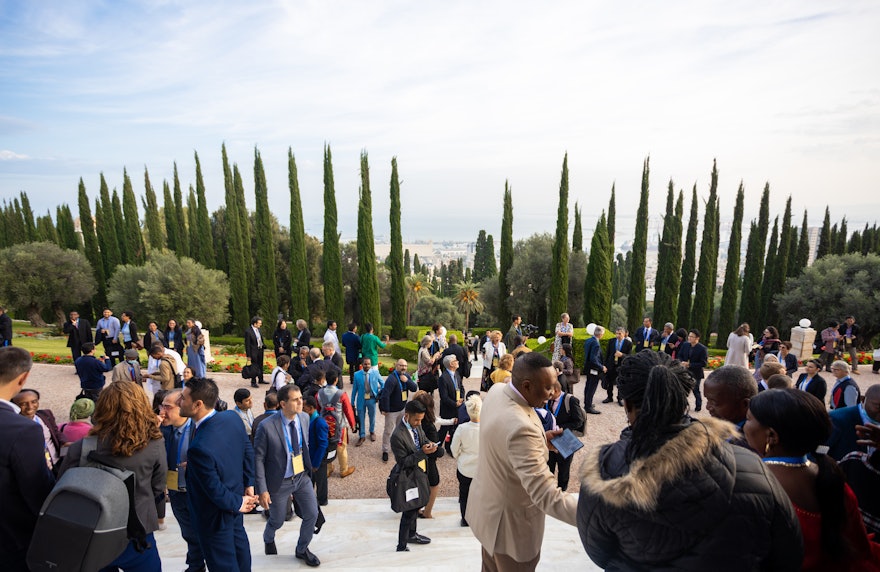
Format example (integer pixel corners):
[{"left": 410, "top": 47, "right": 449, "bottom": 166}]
[
  {"left": 290, "top": 420, "right": 301, "bottom": 455},
  {"left": 411, "top": 427, "right": 420, "bottom": 448}
]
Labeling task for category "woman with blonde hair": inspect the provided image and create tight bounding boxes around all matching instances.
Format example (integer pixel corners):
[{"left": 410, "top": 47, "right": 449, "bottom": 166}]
[
  {"left": 490, "top": 353, "right": 514, "bottom": 384},
  {"left": 451, "top": 394, "right": 481, "bottom": 527},
  {"left": 58, "top": 381, "right": 167, "bottom": 570}
]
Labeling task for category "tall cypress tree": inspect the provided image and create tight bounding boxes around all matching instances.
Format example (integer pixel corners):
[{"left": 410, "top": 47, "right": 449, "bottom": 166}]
[
  {"left": 677, "top": 185, "right": 699, "bottom": 328},
  {"left": 572, "top": 202, "right": 583, "bottom": 252},
  {"left": 816, "top": 206, "right": 831, "bottom": 259},
  {"left": 499, "top": 181, "right": 514, "bottom": 320},
  {"left": 18, "top": 192, "right": 37, "bottom": 242},
  {"left": 141, "top": 167, "right": 164, "bottom": 250},
  {"left": 767, "top": 197, "right": 793, "bottom": 325},
  {"left": 322, "top": 144, "right": 344, "bottom": 322},
  {"left": 186, "top": 187, "right": 199, "bottom": 261},
  {"left": 35, "top": 212, "right": 57, "bottom": 243},
  {"left": 388, "top": 157, "right": 406, "bottom": 337},
  {"left": 691, "top": 161, "right": 719, "bottom": 338},
  {"left": 653, "top": 181, "right": 683, "bottom": 327},
  {"left": 56, "top": 204, "right": 80, "bottom": 250},
  {"left": 787, "top": 219, "right": 803, "bottom": 277},
  {"left": 96, "top": 174, "right": 122, "bottom": 277},
  {"left": 121, "top": 169, "right": 146, "bottom": 264},
  {"left": 759, "top": 218, "right": 779, "bottom": 325},
  {"left": 172, "top": 164, "right": 189, "bottom": 257},
  {"left": 473, "top": 230, "right": 488, "bottom": 282},
  {"left": 223, "top": 144, "right": 249, "bottom": 330},
  {"left": 484, "top": 234, "right": 497, "bottom": 276},
  {"left": 627, "top": 158, "right": 650, "bottom": 333},
  {"left": 77, "top": 179, "right": 106, "bottom": 313},
  {"left": 232, "top": 163, "right": 255, "bottom": 305},
  {"left": 252, "top": 148, "right": 279, "bottom": 327},
  {"left": 584, "top": 212, "right": 612, "bottom": 326},
  {"left": 194, "top": 152, "right": 216, "bottom": 268},
  {"left": 356, "top": 151, "right": 382, "bottom": 329},
  {"left": 413, "top": 253, "right": 421, "bottom": 275},
  {"left": 162, "top": 181, "right": 178, "bottom": 254},
  {"left": 288, "top": 148, "right": 310, "bottom": 324},
  {"left": 549, "top": 153, "right": 570, "bottom": 329},
  {"left": 834, "top": 217, "right": 848, "bottom": 255},
  {"left": 404, "top": 249, "right": 411, "bottom": 275},
  {"left": 716, "top": 183, "right": 745, "bottom": 347},
  {"left": 110, "top": 189, "right": 126, "bottom": 263},
  {"left": 738, "top": 184, "right": 770, "bottom": 332},
  {"left": 607, "top": 183, "right": 616, "bottom": 247}
]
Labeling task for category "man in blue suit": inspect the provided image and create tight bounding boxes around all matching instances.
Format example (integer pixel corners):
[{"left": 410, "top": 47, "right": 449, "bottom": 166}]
[
  {"left": 582, "top": 325, "right": 606, "bottom": 414},
  {"left": 352, "top": 356, "right": 384, "bottom": 445},
  {"left": 254, "top": 384, "right": 321, "bottom": 567},
  {"left": 178, "top": 377, "right": 257, "bottom": 572},
  {"left": 828, "top": 384, "right": 880, "bottom": 461},
  {"left": 633, "top": 317, "right": 660, "bottom": 352},
  {"left": 0, "top": 347, "right": 55, "bottom": 572}
]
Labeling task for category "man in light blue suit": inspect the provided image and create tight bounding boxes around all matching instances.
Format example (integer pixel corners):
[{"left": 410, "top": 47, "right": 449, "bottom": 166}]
[
  {"left": 352, "top": 357, "right": 384, "bottom": 445},
  {"left": 254, "top": 384, "right": 321, "bottom": 567}
]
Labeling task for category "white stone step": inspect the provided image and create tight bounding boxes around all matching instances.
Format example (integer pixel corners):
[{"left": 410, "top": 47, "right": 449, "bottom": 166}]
[{"left": 155, "top": 496, "right": 599, "bottom": 570}]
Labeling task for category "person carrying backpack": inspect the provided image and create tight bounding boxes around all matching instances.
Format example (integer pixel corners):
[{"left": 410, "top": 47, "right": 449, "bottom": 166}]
[
  {"left": 545, "top": 380, "right": 586, "bottom": 490},
  {"left": 316, "top": 370, "right": 356, "bottom": 481}
]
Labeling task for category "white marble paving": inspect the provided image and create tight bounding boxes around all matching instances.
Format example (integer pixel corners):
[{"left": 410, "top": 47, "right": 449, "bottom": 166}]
[{"left": 155, "top": 496, "right": 600, "bottom": 571}]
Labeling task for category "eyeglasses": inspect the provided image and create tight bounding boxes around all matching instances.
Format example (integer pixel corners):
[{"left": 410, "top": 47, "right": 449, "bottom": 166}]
[{"left": 160, "top": 403, "right": 178, "bottom": 409}]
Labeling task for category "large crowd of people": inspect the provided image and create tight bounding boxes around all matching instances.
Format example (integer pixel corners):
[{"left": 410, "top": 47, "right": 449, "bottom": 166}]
[{"left": 2, "top": 308, "right": 880, "bottom": 571}]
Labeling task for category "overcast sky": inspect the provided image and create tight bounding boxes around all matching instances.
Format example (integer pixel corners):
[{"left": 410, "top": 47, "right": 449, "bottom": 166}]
[{"left": 1, "top": 1, "right": 878, "bottom": 244}]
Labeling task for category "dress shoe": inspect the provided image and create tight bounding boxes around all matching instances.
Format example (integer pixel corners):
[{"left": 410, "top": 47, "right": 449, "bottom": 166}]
[
  {"left": 695, "top": 406, "right": 702, "bottom": 412},
  {"left": 407, "top": 533, "right": 431, "bottom": 545},
  {"left": 601, "top": 397, "right": 613, "bottom": 404},
  {"left": 586, "top": 406, "right": 601, "bottom": 414},
  {"left": 295, "top": 548, "right": 321, "bottom": 567},
  {"left": 461, "top": 518, "right": 469, "bottom": 527},
  {"left": 340, "top": 467, "right": 356, "bottom": 478},
  {"left": 258, "top": 380, "right": 270, "bottom": 384},
  {"left": 251, "top": 381, "right": 258, "bottom": 388},
  {"left": 382, "top": 452, "right": 389, "bottom": 463},
  {"left": 265, "top": 542, "right": 277, "bottom": 555},
  {"left": 396, "top": 546, "right": 410, "bottom": 552},
  {"left": 617, "top": 399, "right": 623, "bottom": 406},
  {"left": 356, "top": 437, "right": 365, "bottom": 447},
  {"left": 370, "top": 432, "right": 376, "bottom": 441},
  {"left": 854, "top": 370, "right": 861, "bottom": 375}
]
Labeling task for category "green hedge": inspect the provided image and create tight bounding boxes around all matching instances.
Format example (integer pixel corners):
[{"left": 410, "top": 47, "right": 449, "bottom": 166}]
[
  {"left": 405, "top": 326, "right": 465, "bottom": 343},
  {"left": 530, "top": 331, "right": 616, "bottom": 370},
  {"left": 390, "top": 340, "right": 419, "bottom": 363}
]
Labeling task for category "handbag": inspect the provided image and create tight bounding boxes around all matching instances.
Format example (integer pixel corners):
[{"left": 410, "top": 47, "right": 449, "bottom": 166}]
[
  {"left": 386, "top": 463, "right": 429, "bottom": 513},
  {"left": 241, "top": 363, "right": 261, "bottom": 380},
  {"left": 481, "top": 368, "right": 492, "bottom": 392}
]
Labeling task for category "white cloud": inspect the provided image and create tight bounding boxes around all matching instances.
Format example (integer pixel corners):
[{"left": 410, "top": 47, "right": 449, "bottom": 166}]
[{"left": 0, "top": 150, "right": 29, "bottom": 160}]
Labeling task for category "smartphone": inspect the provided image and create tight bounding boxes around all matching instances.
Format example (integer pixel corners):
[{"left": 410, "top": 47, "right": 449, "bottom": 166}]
[{"left": 433, "top": 441, "right": 442, "bottom": 447}]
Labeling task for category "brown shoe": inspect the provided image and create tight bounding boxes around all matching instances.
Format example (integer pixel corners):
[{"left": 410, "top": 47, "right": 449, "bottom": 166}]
[
  {"left": 340, "top": 467, "right": 356, "bottom": 478},
  {"left": 854, "top": 370, "right": 861, "bottom": 375},
  {"left": 327, "top": 465, "right": 335, "bottom": 477},
  {"left": 370, "top": 433, "right": 376, "bottom": 442},
  {"left": 356, "top": 437, "right": 365, "bottom": 447}
]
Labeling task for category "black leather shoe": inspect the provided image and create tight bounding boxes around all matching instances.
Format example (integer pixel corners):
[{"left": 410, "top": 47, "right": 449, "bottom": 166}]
[
  {"left": 586, "top": 407, "right": 601, "bottom": 415},
  {"left": 695, "top": 406, "right": 702, "bottom": 412},
  {"left": 258, "top": 380, "right": 270, "bottom": 384},
  {"left": 382, "top": 452, "right": 388, "bottom": 463},
  {"left": 461, "top": 518, "right": 469, "bottom": 527},
  {"left": 295, "top": 549, "right": 321, "bottom": 567},
  {"left": 617, "top": 399, "right": 623, "bottom": 406},
  {"left": 407, "top": 533, "right": 431, "bottom": 545},
  {"left": 601, "top": 397, "right": 613, "bottom": 404},
  {"left": 396, "top": 546, "right": 410, "bottom": 552},
  {"left": 251, "top": 381, "right": 259, "bottom": 388},
  {"left": 265, "top": 542, "right": 277, "bottom": 555}
]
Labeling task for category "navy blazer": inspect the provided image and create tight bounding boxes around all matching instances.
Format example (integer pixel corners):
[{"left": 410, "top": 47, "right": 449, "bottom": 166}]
[
  {"left": 583, "top": 336, "right": 604, "bottom": 373},
  {"left": 0, "top": 402, "right": 55, "bottom": 554},
  {"left": 254, "top": 411, "right": 312, "bottom": 495},
  {"left": 186, "top": 411, "right": 255, "bottom": 532},
  {"left": 677, "top": 342, "right": 708, "bottom": 380},
  {"left": 827, "top": 406, "right": 865, "bottom": 461},
  {"left": 634, "top": 326, "right": 660, "bottom": 351},
  {"left": 795, "top": 373, "right": 827, "bottom": 403},
  {"left": 438, "top": 369, "right": 463, "bottom": 419}
]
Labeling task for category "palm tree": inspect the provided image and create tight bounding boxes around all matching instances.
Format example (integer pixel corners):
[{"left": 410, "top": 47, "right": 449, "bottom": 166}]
[
  {"left": 405, "top": 272, "right": 433, "bottom": 325},
  {"left": 454, "top": 280, "right": 484, "bottom": 332}
]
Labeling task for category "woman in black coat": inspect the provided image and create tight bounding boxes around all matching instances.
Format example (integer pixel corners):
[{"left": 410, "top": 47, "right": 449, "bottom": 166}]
[
  {"left": 795, "top": 359, "right": 828, "bottom": 402},
  {"left": 577, "top": 350, "right": 803, "bottom": 571},
  {"left": 273, "top": 319, "right": 293, "bottom": 357},
  {"left": 412, "top": 390, "right": 444, "bottom": 519},
  {"left": 163, "top": 319, "right": 185, "bottom": 353}
]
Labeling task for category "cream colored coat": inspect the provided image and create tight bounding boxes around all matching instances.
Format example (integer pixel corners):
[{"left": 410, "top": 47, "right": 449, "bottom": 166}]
[{"left": 466, "top": 382, "right": 577, "bottom": 561}]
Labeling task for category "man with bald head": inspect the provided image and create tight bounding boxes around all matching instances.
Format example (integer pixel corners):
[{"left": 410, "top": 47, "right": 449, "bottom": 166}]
[
  {"left": 379, "top": 359, "right": 418, "bottom": 463},
  {"left": 467, "top": 352, "right": 578, "bottom": 571},
  {"left": 828, "top": 384, "right": 880, "bottom": 461}
]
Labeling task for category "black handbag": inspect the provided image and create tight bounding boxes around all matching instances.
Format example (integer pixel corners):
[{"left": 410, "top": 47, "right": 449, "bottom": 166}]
[
  {"left": 241, "top": 363, "right": 260, "bottom": 379},
  {"left": 386, "top": 463, "right": 429, "bottom": 513}
]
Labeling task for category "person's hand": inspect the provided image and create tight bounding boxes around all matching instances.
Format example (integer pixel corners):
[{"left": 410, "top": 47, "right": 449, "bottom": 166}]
[
  {"left": 422, "top": 442, "right": 438, "bottom": 454},
  {"left": 245, "top": 486, "right": 254, "bottom": 497},
  {"left": 241, "top": 496, "right": 257, "bottom": 513},
  {"left": 602, "top": 366, "right": 607, "bottom": 373},
  {"left": 381, "top": 411, "right": 386, "bottom": 416},
  {"left": 257, "top": 492, "right": 271, "bottom": 510},
  {"left": 681, "top": 361, "right": 689, "bottom": 367},
  {"left": 615, "top": 351, "right": 622, "bottom": 358},
  {"left": 246, "top": 358, "right": 251, "bottom": 365},
  {"left": 856, "top": 424, "right": 880, "bottom": 448},
  {"left": 545, "top": 428, "right": 563, "bottom": 453}
]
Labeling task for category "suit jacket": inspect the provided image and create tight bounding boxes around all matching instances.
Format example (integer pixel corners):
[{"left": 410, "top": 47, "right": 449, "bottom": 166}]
[
  {"left": 35, "top": 409, "right": 65, "bottom": 457},
  {"left": 186, "top": 411, "right": 255, "bottom": 533},
  {"left": 438, "top": 369, "right": 463, "bottom": 419},
  {"left": 63, "top": 318, "right": 93, "bottom": 349},
  {"left": 633, "top": 326, "right": 660, "bottom": 351},
  {"left": 0, "top": 402, "right": 56, "bottom": 554},
  {"left": 352, "top": 368, "right": 384, "bottom": 407},
  {"left": 254, "top": 411, "right": 311, "bottom": 495},
  {"left": 163, "top": 326, "right": 185, "bottom": 353},
  {"left": 827, "top": 406, "right": 865, "bottom": 461},
  {"left": 0, "top": 313, "right": 12, "bottom": 344},
  {"left": 658, "top": 332, "right": 679, "bottom": 355},
  {"left": 306, "top": 413, "right": 329, "bottom": 469},
  {"left": 121, "top": 320, "right": 139, "bottom": 345},
  {"left": 379, "top": 370, "right": 418, "bottom": 413},
  {"left": 677, "top": 342, "right": 708, "bottom": 380},
  {"left": 441, "top": 343, "right": 470, "bottom": 377},
  {"left": 326, "top": 351, "right": 344, "bottom": 371},
  {"left": 796, "top": 373, "right": 828, "bottom": 402},
  {"left": 293, "top": 328, "right": 312, "bottom": 351},
  {"left": 244, "top": 326, "right": 264, "bottom": 360},
  {"left": 466, "top": 383, "right": 577, "bottom": 561},
  {"left": 390, "top": 418, "right": 428, "bottom": 470},
  {"left": 143, "top": 329, "right": 164, "bottom": 350},
  {"left": 604, "top": 337, "right": 633, "bottom": 373},
  {"left": 583, "top": 336, "right": 604, "bottom": 373}
]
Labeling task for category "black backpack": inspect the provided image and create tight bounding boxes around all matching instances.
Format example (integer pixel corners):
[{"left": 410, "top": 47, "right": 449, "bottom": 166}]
[{"left": 27, "top": 437, "right": 148, "bottom": 572}]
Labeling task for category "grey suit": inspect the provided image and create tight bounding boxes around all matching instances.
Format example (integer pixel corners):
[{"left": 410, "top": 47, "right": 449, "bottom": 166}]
[{"left": 254, "top": 411, "right": 318, "bottom": 552}]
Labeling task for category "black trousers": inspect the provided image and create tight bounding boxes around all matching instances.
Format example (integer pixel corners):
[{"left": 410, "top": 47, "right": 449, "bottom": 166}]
[
  {"left": 603, "top": 373, "right": 618, "bottom": 400},
  {"left": 548, "top": 451, "right": 573, "bottom": 490},
  {"left": 103, "top": 341, "right": 123, "bottom": 366},
  {"left": 252, "top": 349, "right": 265, "bottom": 383},
  {"left": 398, "top": 508, "right": 419, "bottom": 549},
  {"left": 583, "top": 373, "right": 601, "bottom": 407},
  {"left": 438, "top": 423, "right": 456, "bottom": 454},
  {"left": 313, "top": 459, "right": 328, "bottom": 505},
  {"left": 457, "top": 470, "right": 472, "bottom": 522},
  {"left": 693, "top": 378, "right": 703, "bottom": 409},
  {"left": 70, "top": 343, "right": 83, "bottom": 361}
]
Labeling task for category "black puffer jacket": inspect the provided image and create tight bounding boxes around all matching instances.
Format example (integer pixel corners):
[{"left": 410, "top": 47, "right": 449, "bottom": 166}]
[{"left": 578, "top": 417, "right": 803, "bottom": 571}]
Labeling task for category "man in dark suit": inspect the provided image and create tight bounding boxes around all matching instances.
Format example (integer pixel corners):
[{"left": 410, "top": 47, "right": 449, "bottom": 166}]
[
  {"left": 380, "top": 359, "right": 419, "bottom": 463},
  {"left": 827, "top": 384, "right": 880, "bottom": 461},
  {"left": 245, "top": 316, "right": 266, "bottom": 388},
  {"left": 582, "top": 325, "right": 606, "bottom": 414},
  {"left": 0, "top": 306, "right": 12, "bottom": 347},
  {"left": 633, "top": 317, "right": 660, "bottom": 352},
  {"left": 658, "top": 322, "right": 678, "bottom": 355},
  {"left": 62, "top": 310, "right": 93, "bottom": 361},
  {"left": 178, "top": 377, "right": 257, "bottom": 572},
  {"left": 677, "top": 329, "right": 709, "bottom": 412},
  {"left": 438, "top": 354, "right": 464, "bottom": 454},
  {"left": 441, "top": 334, "right": 471, "bottom": 379},
  {"left": 254, "top": 384, "right": 320, "bottom": 566},
  {"left": 390, "top": 399, "right": 435, "bottom": 552},
  {"left": 12, "top": 389, "right": 65, "bottom": 472},
  {"left": 0, "top": 347, "right": 55, "bottom": 571},
  {"left": 321, "top": 341, "right": 345, "bottom": 387},
  {"left": 602, "top": 326, "right": 632, "bottom": 405}
]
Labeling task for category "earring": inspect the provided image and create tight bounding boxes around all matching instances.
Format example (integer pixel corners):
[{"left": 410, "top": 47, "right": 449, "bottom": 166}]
[{"left": 764, "top": 441, "right": 770, "bottom": 456}]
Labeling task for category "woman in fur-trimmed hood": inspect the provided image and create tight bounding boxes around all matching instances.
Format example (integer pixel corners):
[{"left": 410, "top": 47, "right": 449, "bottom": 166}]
[{"left": 577, "top": 350, "right": 803, "bottom": 572}]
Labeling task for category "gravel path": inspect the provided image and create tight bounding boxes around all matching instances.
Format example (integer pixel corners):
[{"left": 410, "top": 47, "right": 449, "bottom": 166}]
[{"left": 26, "top": 361, "right": 880, "bottom": 499}]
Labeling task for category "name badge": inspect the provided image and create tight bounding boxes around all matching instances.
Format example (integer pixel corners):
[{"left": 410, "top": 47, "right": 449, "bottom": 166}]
[
  {"left": 846, "top": 337, "right": 853, "bottom": 345},
  {"left": 292, "top": 454, "right": 305, "bottom": 476},
  {"left": 659, "top": 343, "right": 666, "bottom": 352},
  {"left": 417, "top": 459, "right": 427, "bottom": 472},
  {"left": 401, "top": 391, "right": 408, "bottom": 401},
  {"left": 364, "top": 391, "right": 371, "bottom": 400},
  {"left": 166, "top": 469, "right": 179, "bottom": 491},
  {"left": 456, "top": 390, "right": 461, "bottom": 401}
]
